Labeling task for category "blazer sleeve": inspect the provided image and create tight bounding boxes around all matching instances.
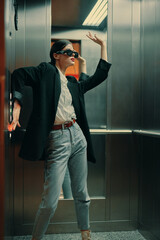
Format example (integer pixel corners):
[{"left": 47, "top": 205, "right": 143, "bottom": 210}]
[
  {"left": 79, "top": 59, "right": 112, "bottom": 94},
  {"left": 11, "top": 62, "right": 47, "bottom": 106},
  {"left": 79, "top": 72, "right": 90, "bottom": 82}
]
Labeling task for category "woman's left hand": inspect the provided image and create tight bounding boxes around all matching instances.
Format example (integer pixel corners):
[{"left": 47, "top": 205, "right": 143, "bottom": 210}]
[{"left": 86, "top": 32, "right": 105, "bottom": 46}]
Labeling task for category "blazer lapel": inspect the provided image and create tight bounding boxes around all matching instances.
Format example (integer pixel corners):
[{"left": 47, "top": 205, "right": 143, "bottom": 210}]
[{"left": 54, "top": 71, "right": 61, "bottom": 111}]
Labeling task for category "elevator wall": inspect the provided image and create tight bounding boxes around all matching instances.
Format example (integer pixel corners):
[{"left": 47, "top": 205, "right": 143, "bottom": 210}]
[
  {"left": 108, "top": 1, "right": 160, "bottom": 239},
  {"left": 137, "top": 0, "right": 160, "bottom": 240}
]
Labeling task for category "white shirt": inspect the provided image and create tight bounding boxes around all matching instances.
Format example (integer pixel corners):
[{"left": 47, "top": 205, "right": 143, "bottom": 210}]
[{"left": 54, "top": 67, "right": 76, "bottom": 125}]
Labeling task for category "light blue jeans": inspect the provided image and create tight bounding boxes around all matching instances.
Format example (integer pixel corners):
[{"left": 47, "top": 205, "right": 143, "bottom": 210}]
[
  {"left": 32, "top": 122, "right": 90, "bottom": 239},
  {"left": 62, "top": 166, "right": 73, "bottom": 199}
]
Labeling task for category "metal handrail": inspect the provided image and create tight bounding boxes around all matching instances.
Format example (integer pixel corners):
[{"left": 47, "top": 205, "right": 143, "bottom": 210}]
[
  {"left": 133, "top": 130, "right": 160, "bottom": 138},
  {"left": 7, "top": 128, "right": 160, "bottom": 137},
  {"left": 90, "top": 129, "right": 132, "bottom": 134}
]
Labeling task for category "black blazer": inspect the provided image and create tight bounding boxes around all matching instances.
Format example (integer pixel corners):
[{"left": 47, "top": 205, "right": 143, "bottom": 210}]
[{"left": 12, "top": 59, "right": 111, "bottom": 163}]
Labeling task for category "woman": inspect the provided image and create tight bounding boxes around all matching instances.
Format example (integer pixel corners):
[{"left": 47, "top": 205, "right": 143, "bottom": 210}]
[{"left": 11, "top": 32, "right": 111, "bottom": 240}]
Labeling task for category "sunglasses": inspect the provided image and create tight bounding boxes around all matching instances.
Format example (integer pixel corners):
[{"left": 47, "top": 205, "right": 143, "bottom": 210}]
[{"left": 56, "top": 49, "right": 79, "bottom": 58}]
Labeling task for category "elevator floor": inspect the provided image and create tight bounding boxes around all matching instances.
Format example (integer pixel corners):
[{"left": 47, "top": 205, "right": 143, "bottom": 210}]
[{"left": 14, "top": 230, "right": 146, "bottom": 240}]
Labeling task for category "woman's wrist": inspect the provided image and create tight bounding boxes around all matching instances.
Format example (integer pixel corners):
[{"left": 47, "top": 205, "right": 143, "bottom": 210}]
[
  {"left": 80, "top": 60, "right": 86, "bottom": 65},
  {"left": 100, "top": 42, "right": 107, "bottom": 61},
  {"left": 100, "top": 41, "right": 106, "bottom": 47},
  {"left": 14, "top": 100, "right": 21, "bottom": 109}
]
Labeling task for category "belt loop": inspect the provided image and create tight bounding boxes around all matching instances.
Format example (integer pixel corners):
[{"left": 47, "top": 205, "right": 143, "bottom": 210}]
[{"left": 62, "top": 123, "right": 65, "bottom": 130}]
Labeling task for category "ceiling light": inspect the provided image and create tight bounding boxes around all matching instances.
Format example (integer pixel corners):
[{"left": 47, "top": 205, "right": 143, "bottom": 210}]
[{"left": 82, "top": 0, "right": 108, "bottom": 26}]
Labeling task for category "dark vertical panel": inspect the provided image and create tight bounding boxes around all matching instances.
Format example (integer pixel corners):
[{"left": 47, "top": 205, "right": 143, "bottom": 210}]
[
  {"left": 139, "top": 137, "right": 155, "bottom": 228},
  {"left": 154, "top": 138, "right": 160, "bottom": 239},
  {"left": 88, "top": 135, "right": 105, "bottom": 197},
  {"left": 107, "top": 135, "right": 138, "bottom": 221},
  {"left": 139, "top": 136, "right": 160, "bottom": 240},
  {"left": 23, "top": 159, "right": 44, "bottom": 223}
]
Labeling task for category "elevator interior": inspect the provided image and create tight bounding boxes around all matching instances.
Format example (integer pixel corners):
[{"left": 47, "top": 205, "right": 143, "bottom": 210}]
[{"left": 2, "top": 0, "right": 160, "bottom": 240}]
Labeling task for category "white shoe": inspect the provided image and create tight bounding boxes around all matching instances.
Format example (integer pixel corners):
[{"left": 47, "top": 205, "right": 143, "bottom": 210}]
[{"left": 81, "top": 230, "right": 91, "bottom": 240}]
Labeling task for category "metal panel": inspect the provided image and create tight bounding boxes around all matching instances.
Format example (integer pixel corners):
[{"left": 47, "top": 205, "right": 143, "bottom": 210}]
[
  {"left": 131, "top": 1, "right": 141, "bottom": 130},
  {"left": 107, "top": 0, "right": 141, "bottom": 130},
  {"left": 141, "top": 0, "right": 156, "bottom": 130},
  {"left": 13, "top": 0, "right": 51, "bottom": 235},
  {"left": 108, "top": 135, "right": 132, "bottom": 220},
  {"left": 88, "top": 135, "right": 106, "bottom": 197},
  {"left": 109, "top": 0, "right": 132, "bottom": 129},
  {"left": 138, "top": 0, "right": 160, "bottom": 239}
]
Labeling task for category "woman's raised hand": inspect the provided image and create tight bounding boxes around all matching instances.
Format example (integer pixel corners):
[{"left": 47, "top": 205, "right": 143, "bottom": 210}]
[
  {"left": 86, "top": 32, "right": 107, "bottom": 61},
  {"left": 86, "top": 32, "right": 105, "bottom": 46}
]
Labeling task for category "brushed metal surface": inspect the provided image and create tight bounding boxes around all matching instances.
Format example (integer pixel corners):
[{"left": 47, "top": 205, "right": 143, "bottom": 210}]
[
  {"left": 107, "top": 0, "right": 141, "bottom": 130},
  {"left": 134, "top": 130, "right": 160, "bottom": 138},
  {"left": 138, "top": 0, "right": 160, "bottom": 239}
]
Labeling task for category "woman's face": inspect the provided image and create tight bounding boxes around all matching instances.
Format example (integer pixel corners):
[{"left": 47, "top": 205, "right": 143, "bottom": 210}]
[{"left": 54, "top": 44, "right": 76, "bottom": 68}]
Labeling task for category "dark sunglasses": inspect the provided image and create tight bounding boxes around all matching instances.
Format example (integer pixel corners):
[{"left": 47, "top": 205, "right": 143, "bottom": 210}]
[{"left": 56, "top": 49, "right": 79, "bottom": 58}]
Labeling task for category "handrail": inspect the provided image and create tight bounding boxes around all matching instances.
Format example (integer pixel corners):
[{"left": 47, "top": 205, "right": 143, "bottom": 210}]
[
  {"left": 133, "top": 130, "right": 160, "bottom": 138},
  {"left": 7, "top": 129, "right": 160, "bottom": 137},
  {"left": 90, "top": 129, "right": 132, "bottom": 134}
]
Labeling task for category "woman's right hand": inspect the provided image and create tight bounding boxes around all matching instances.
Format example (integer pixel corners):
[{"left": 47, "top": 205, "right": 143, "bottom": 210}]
[
  {"left": 86, "top": 32, "right": 108, "bottom": 61},
  {"left": 10, "top": 100, "right": 21, "bottom": 131}
]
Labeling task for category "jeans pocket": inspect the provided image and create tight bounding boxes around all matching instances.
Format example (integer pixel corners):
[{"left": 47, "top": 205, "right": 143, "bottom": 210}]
[{"left": 48, "top": 130, "right": 63, "bottom": 140}]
